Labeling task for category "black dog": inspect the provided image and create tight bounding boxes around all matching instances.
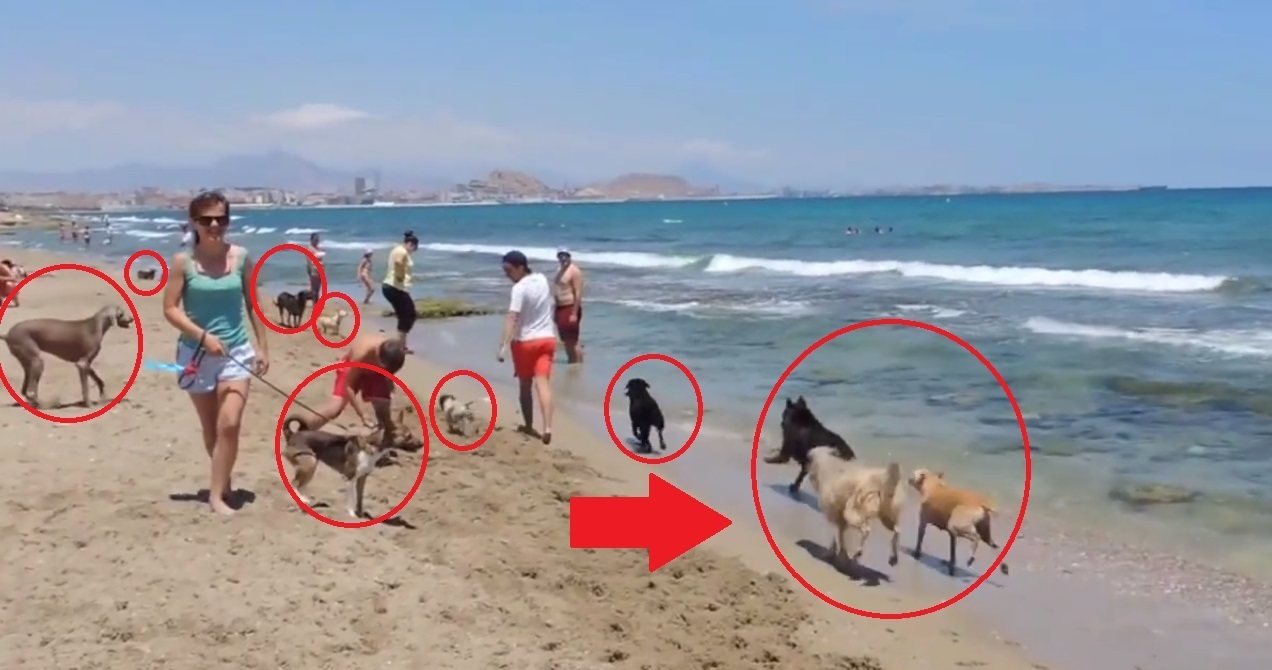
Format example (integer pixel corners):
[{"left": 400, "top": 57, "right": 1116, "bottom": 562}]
[
  {"left": 274, "top": 290, "right": 314, "bottom": 327},
  {"left": 624, "top": 377, "right": 667, "bottom": 453},
  {"left": 764, "top": 395, "right": 856, "bottom": 495},
  {"left": 136, "top": 268, "right": 157, "bottom": 280}
]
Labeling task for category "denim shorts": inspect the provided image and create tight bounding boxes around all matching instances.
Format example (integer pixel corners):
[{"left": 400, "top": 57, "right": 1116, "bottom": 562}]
[{"left": 175, "top": 340, "right": 257, "bottom": 394}]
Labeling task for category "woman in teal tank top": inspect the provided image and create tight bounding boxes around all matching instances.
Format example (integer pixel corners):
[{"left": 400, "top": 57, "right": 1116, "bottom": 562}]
[{"left": 162, "top": 192, "right": 270, "bottom": 516}]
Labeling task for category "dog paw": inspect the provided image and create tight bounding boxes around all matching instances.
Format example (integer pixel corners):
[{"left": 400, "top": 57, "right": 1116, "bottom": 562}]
[
  {"left": 888, "top": 555, "right": 899, "bottom": 567},
  {"left": 911, "top": 549, "right": 922, "bottom": 560},
  {"left": 966, "top": 556, "right": 976, "bottom": 566},
  {"left": 786, "top": 484, "right": 799, "bottom": 496}
]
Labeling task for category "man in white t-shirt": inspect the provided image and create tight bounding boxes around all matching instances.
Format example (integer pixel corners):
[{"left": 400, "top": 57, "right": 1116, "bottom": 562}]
[{"left": 496, "top": 250, "right": 557, "bottom": 444}]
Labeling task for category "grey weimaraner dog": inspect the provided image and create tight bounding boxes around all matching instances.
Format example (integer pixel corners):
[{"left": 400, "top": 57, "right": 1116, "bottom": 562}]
[{"left": 0, "top": 305, "right": 135, "bottom": 408}]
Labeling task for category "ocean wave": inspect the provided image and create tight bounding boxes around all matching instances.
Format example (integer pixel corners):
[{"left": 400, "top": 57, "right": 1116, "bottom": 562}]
[
  {"left": 895, "top": 303, "right": 968, "bottom": 319},
  {"left": 123, "top": 230, "right": 172, "bottom": 239},
  {"left": 423, "top": 243, "right": 697, "bottom": 269},
  {"left": 703, "top": 254, "right": 1229, "bottom": 292},
  {"left": 323, "top": 240, "right": 398, "bottom": 251},
  {"left": 285, "top": 227, "right": 326, "bottom": 235},
  {"left": 1024, "top": 317, "right": 1272, "bottom": 358},
  {"left": 604, "top": 297, "right": 812, "bottom": 318},
  {"left": 239, "top": 226, "right": 277, "bottom": 234},
  {"left": 422, "top": 242, "right": 1233, "bottom": 294}
]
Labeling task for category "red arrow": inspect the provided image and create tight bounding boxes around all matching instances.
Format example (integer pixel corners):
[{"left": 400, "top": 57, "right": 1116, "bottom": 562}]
[{"left": 569, "top": 473, "right": 733, "bottom": 572}]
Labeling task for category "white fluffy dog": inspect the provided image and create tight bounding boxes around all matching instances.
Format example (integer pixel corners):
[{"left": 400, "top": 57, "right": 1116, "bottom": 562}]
[{"left": 806, "top": 446, "right": 905, "bottom": 568}]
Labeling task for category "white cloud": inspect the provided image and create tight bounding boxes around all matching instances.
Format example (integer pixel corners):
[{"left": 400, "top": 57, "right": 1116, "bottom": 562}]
[
  {"left": 0, "top": 97, "right": 769, "bottom": 178},
  {"left": 258, "top": 103, "right": 373, "bottom": 130}
]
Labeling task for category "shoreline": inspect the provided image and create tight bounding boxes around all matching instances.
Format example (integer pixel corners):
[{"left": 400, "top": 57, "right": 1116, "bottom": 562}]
[
  {"left": 2, "top": 248, "right": 1045, "bottom": 669},
  {"left": 404, "top": 307, "right": 1272, "bottom": 669}
]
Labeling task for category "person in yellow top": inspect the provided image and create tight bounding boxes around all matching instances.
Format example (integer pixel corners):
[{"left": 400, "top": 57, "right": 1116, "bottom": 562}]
[{"left": 381, "top": 230, "right": 419, "bottom": 353}]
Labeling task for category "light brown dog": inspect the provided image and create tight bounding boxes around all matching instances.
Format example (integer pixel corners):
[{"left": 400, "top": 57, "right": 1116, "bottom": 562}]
[
  {"left": 908, "top": 468, "right": 1009, "bottom": 576},
  {"left": 806, "top": 446, "right": 904, "bottom": 568},
  {"left": 0, "top": 305, "right": 134, "bottom": 408},
  {"left": 317, "top": 309, "right": 349, "bottom": 336},
  {"left": 282, "top": 417, "right": 394, "bottom": 519}
]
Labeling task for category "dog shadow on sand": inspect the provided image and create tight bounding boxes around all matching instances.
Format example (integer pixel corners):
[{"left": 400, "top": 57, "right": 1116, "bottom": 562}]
[{"left": 794, "top": 540, "right": 891, "bottom": 586}]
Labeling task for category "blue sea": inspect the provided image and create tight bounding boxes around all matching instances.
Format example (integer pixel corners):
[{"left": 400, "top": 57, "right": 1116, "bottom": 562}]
[{"left": 22, "top": 190, "right": 1272, "bottom": 586}]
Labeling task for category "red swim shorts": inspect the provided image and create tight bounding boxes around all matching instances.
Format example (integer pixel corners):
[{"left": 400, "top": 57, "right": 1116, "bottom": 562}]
[
  {"left": 554, "top": 303, "right": 583, "bottom": 342},
  {"left": 511, "top": 337, "right": 557, "bottom": 379},
  {"left": 332, "top": 366, "right": 394, "bottom": 401}
]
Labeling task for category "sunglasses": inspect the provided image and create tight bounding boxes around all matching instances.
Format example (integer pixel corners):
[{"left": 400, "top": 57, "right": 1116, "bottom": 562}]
[{"left": 193, "top": 214, "right": 230, "bottom": 227}]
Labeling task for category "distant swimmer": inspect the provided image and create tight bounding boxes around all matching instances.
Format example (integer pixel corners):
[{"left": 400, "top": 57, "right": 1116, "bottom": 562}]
[
  {"left": 179, "top": 223, "right": 192, "bottom": 248},
  {"left": 844, "top": 227, "right": 860, "bottom": 235}
]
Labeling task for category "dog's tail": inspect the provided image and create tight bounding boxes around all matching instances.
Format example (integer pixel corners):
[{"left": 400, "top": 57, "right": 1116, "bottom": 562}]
[
  {"left": 880, "top": 461, "right": 902, "bottom": 518},
  {"left": 282, "top": 416, "right": 307, "bottom": 441}
]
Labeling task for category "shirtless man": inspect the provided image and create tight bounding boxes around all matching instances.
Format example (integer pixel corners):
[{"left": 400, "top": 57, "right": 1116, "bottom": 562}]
[
  {"left": 553, "top": 248, "right": 585, "bottom": 363},
  {"left": 287, "top": 333, "right": 408, "bottom": 432}
]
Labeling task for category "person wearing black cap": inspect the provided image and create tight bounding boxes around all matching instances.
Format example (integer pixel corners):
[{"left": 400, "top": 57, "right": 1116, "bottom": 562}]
[
  {"left": 496, "top": 249, "right": 557, "bottom": 444},
  {"left": 381, "top": 230, "right": 420, "bottom": 352}
]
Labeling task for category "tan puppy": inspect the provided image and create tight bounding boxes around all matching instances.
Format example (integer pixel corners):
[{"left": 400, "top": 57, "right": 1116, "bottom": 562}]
[
  {"left": 908, "top": 468, "right": 1009, "bottom": 576},
  {"left": 806, "top": 446, "right": 904, "bottom": 568},
  {"left": 318, "top": 309, "right": 349, "bottom": 336},
  {"left": 282, "top": 417, "right": 393, "bottom": 519}
]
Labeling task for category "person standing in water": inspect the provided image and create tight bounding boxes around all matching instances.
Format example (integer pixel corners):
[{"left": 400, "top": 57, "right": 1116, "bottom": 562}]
[
  {"left": 357, "top": 248, "right": 375, "bottom": 304},
  {"left": 553, "top": 248, "right": 585, "bottom": 363},
  {"left": 381, "top": 231, "right": 419, "bottom": 354},
  {"left": 306, "top": 232, "right": 326, "bottom": 299},
  {"left": 162, "top": 191, "right": 271, "bottom": 516}
]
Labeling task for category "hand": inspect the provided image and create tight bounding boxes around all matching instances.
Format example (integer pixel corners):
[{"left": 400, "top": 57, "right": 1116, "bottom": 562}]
[
  {"left": 202, "top": 334, "right": 226, "bottom": 357},
  {"left": 254, "top": 351, "right": 270, "bottom": 376},
  {"left": 567, "top": 311, "right": 579, "bottom": 326},
  {"left": 496, "top": 345, "right": 506, "bottom": 363}
]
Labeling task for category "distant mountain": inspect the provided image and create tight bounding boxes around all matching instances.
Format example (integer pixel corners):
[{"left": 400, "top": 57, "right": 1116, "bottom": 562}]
[
  {"left": 673, "top": 162, "right": 768, "bottom": 195},
  {"left": 0, "top": 151, "right": 361, "bottom": 192}
]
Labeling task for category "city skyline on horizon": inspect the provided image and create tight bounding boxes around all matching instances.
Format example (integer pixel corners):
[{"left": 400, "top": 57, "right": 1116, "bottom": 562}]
[{"left": 2, "top": 1, "right": 1269, "bottom": 189}]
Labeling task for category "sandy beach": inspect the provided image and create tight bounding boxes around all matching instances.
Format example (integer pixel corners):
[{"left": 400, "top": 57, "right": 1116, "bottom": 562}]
[{"left": 0, "top": 248, "right": 1044, "bottom": 669}]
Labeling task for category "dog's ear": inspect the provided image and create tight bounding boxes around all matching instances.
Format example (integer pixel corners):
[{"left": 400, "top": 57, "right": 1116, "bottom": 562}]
[
  {"left": 785, "top": 397, "right": 794, "bottom": 408},
  {"left": 795, "top": 395, "right": 807, "bottom": 408}
]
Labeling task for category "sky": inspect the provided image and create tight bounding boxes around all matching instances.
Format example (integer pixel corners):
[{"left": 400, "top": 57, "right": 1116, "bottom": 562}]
[{"left": 0, "top": 0, "right": 1269, "bottom": 188}]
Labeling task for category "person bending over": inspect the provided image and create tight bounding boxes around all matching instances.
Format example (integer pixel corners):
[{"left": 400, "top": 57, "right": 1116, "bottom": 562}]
[{"left": 292, "top": 333, "right": 407, "bottom": 432}]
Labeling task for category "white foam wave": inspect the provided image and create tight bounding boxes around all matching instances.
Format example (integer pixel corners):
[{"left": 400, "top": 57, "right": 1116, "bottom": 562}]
[
  {"left": 423, "top": 243, "right": 697, "bottom": 269},
  {"left": 1024, "top": 317, "right": 1272, "bottom": 358},
  {"left": 705, "top": 254, "right": 1227, "bottom": 293},
  {"left": 323, "top": 240, "right": 397, "bottom": 251},
  {"left": 896, "top": 303, "right": 968, "bottom": 319},
  {"left": 123, "top": 230, "right": 172, "bottom": 239},
  {"left": 422, "top": 242, "right": 1228, "bottom": 293},
  {"left": 239, "top": 226, "right": 277, "bottom": 234},
  {"left": 607, "top": 298, "right": 812, "bottom": 317},
  {"left": 285, "top": 227, "right": 326, "bottom": 235}
]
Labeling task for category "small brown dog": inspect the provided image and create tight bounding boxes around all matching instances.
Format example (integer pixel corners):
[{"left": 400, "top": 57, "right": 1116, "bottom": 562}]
[
  {"left": 136, "top": 268, "right": 157, "bottom": 280},
  {"left": 282, "top": 417, "right": 394, "bottom": 519},
  {"left": 908, "top": 468, "right": 1009, "bottom": 576}
]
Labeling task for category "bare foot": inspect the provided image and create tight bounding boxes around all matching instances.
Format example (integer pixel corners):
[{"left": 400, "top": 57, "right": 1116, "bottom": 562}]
[
  {"left": 542, "top": 431, "right": 552, "bottom": 445},
  {"left": 209, "top": 498, "right": 237, "bottom": 516}
]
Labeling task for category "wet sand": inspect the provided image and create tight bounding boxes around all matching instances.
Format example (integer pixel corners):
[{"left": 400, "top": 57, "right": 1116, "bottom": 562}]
[
  {"left": 414, "top": 309, "right": 1272, "bottom": 669},
  {"left": 0, "top": 249, "right": 1041, "bottom": 669}
]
